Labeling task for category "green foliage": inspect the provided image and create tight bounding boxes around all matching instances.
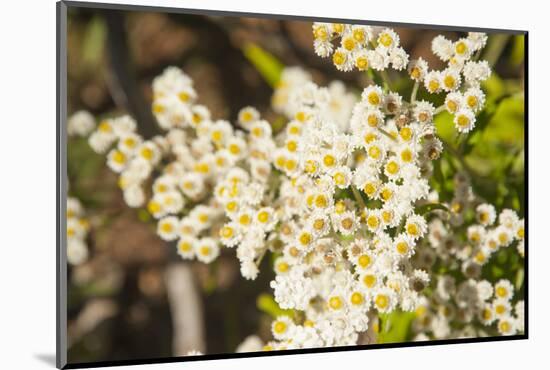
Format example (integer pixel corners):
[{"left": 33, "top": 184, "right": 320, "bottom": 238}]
[
  {"left": 82, "top": 16, "right": 106, "bottom": 69},
  {"left": 242, "top": 43, "right": 284, "bottom": 88},
  {"left": 377, "top": 311, "right": 416, "bottom": 343},
  {"left": 510, "top": 35, "right": 525, "bottom": 67},
  {"left": 415, "top": 202, "right": 450, "bottom": 215},
  {"left": 256, "top": 293, "right": 294, "bottom": 319}
]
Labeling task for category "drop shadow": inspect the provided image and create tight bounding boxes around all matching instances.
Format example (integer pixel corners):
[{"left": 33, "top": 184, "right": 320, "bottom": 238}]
[{"left": 34, "top": 353, "right": 57, "bottom": 367}]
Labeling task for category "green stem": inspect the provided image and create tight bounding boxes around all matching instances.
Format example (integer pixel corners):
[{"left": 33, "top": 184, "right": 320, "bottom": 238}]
[
  {"left": 351, "top": 186, "right": 367, "bottom": 210},
  {"left": 410, "top": 81, "right": 419, "bottom": 104},
  {"left": 380, "top": 70, "right": 392, "bottom": 91},
  {"left": 378, "top": 127, "right": 398, "bottom": 142}
]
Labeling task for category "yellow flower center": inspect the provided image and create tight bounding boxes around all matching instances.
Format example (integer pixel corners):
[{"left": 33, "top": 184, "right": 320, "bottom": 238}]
[
  {"left": 341, "top": 218, "right": 353, "bottom": 230},
  {"left": 467, "top": 95, "right": 478, "bottom": 109},
  {"left": 363, "top": 274, "right": 377, "bottom": 288},
  {"left": 353, "top": 28, "right": 366, "bottom": 43},
  {"left": 313, "top": 219, "right": 325, "bottom": 230},
  {"left": 141, "top": 147, "right": 154, "bottom": 160},
  {"left": 315, "top": 194, "right": 328, "bottom": 208},
  {"left": 379, "top": 33, "right": 393, "bottom": 47},
  {"left": 112, "top": 150, "right": 126, "bottom": 164},
  {"left": 329, "top": 296, "right": 343, "bottom": 310},
  {"left": 356, "top": 56, "right": 369, "bottom": 70},
  {"left": 367, "top": 92, "right": 380, "bottom": 106},
  {"left": 226, "top": 201, "right": 238, "bottom": 213},
  {"left": 351, "top": 292, "right": 364, "bottom": 305},
  {"left": 428, "top": 79, "right": 440, "bottom": 93},
  {"left": 447, "top": 100, "right": 458, "bottom": 113},
  {"left": 396, "top": 241, "right": 409, "bottom": 255},
  {"left": 179, "top": 242, "right": 192, "bottom": 252},
  {"left": 375, "top": 294, "right": 389, "bottom": 310},
  {"left": 358, "top": 254, "right": 371, "bottom": 268},
  {"left": 323, "top": 154, "right": 336, "bottom": 167},
  {"left": 381, "top": 187, "right": 393, "bottom": 201},
  {"left": 147, "top": 200, "right": 161, "bottom": 214},
  {"left": 455, "top": 41, "right": 467, "bottom": 55},
  {"left": 257, "top": 211, "right": 269, "bottom": 223},
  {"left": 160, "top": 222, "right": 173, "bottom": 233},
  {"left": 152, "top": 104, "right": 165, "bottom": 114},
  {"left": 401, "top": 149, "right": 413, "bottom": 163},
  {"left": 410, "top": 67, "right": 421, "bottom": 80},
  {"left": 277, "top": 262, "right": 289, "bottom": 273},
  {"left": 333, "top": 51, "right": 346, "bottom": 66},
  {"left": 399, "top": 127, "right": 412, "bottom": 141},
  {"left": 407, "top": 223, "right": 419, "bottom": 237},
  {"left": 343, "top": 37, "right": 356, "bottom": 51},
  {"left": 229, "top": 144, "right": 241, "bottom": 155},
  {"left": 274, "top": 321, "right": 287, "bottom": 334},
  {"left": 239, "top": 214, "right": 251, "bottom": 226},
  {"left": 178, "top": 91, "right": 190, "bottom": 102},
  {"left": 368, "top": 146, "right": 381, "bottom": 159},
  {"left": 386, "top": 161, "right": 399, "bottom": 175},
  {"left": 364, "top": 182, "right": 377, "bottom": 197},
  {"left": 367, "top": 215, "right": 379, "bottom": 229},
  {"left": 299, "top": 232, "right": 312, "bottom": 246},
  {"left": 496, "top": 286, "right": 508, "bottom": 298},
  {"left": 334, "top": 172, "right": 346, "bottom": 186},
  {"left": 443, "top": 75, "right": 456, "bottom": 89},
  {"left": 285, "top": 159, "right": 297, "bottom": 171},
  {"left": 367, "top": 113, "right": 379, "bottom": 127},
  {"left": 499, "top": 320, "right": 511, "bottom": 334},
  {"left": 457, "top": 114, "right": 470, "bottom": 128},
  {"left": 286, "top": 140, "right": 297, "bottom": 152},
  {"left": 314, "top": 26, "right": 328, "bottom": 41},
  {"left": 221, "top": 226, "right": 233, "bottom": 238},
  {"left": 517, "top": 227, "right": 524, "bottom": 239}
]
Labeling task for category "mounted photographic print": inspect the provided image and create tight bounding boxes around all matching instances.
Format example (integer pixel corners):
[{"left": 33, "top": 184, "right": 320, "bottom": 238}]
[{"left": 57, "top": 1, "right": 528, "bottom": 368}]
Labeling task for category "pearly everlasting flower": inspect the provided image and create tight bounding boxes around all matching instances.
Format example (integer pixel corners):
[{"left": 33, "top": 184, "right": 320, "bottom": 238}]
[{"left": 68, "top": 110, "right": 96, "bottom": 137}]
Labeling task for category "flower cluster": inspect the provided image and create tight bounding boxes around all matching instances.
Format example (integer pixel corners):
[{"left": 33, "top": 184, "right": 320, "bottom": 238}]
[
  {"left": 408, "top": 32, "right": 491, "bottom": 133},
  {"left": 66, "top": 197, "right": 90, "bottom": 265},
  {"left": 68, "top": 22, "right": 524, "bottom": 353},
  {"left": 312, "top": 23, "right": 408, "bottom": 72},
  {"left": 412, "top": 277, "right": 524, "bottom": 339},
  {"left": 409, "top": 172, "right": 524, "bottom": 339},
  {"left": 257, "top": 65, "right": 448, "bottom": 348}
]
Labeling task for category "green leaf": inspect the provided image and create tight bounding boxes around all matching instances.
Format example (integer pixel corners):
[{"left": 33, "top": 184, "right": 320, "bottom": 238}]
[
  {"left": 242, "top": 43, "right": 284, "bottom": 88},
  {"left": 515, "top": 268, "right": 524, "bottom": 290},
  {"left": 82, "top": 16, "right": 106, "bottom": 68},
  {"left": 377, "top": 311, "right": 416, "bottom": 343},
  {"left": 434, "top": 111, "right": 455, "bottom": 145},
  {"left": 510, "top": 35, "right": 525, "bottom": 67},
  {"left": 256, "top": 293, "right": 293, "bottom": 319}
]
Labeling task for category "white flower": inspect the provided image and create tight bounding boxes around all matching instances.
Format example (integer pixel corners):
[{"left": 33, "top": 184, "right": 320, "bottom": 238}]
[
  {"left": 476, "top": 203, "right": 497, "bottom": 226},
  {"left": 390, "top": 47, "right": 409, "bottom": 70},
  {"left": 195, "top": 237, "right": 220, "bottom": 264},
  {"left": 408, "top": 58, "right": 428, "bottom": 81},
  {"left": 68, "top": 110, "right": 95, "bottom": 137},
  {"left": 454, "top": 109, "right": 476, "bottom": 133},
  {"left": 236, "top": 335, "right": 263, "bottom": 353},
  {"left": 123, "top": 185, "right": 145, "bottom": 208},
  {"left": 157, "top": 216, "right": 179, "bottom": 241},
  {"left": 494, "top": 279, "right": 514, "bottom": 301},
  {"left": 432, "top": 35, "right": 454, "bottom": 62}
]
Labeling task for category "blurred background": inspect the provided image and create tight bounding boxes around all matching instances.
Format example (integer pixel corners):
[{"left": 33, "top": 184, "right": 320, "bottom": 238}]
[{"left": 66, "top": 6, "right": 525, "bottom": 364}]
